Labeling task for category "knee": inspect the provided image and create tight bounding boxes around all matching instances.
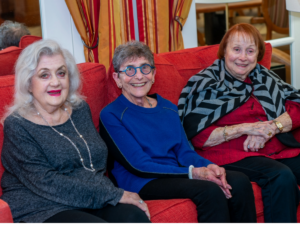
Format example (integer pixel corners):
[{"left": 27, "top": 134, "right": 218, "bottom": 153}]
[
  {"left": 124, "top": 205, "right": 150, "bottom": 223},
  {"left": 227, "top": 172, "right": 254, "bottom": 201},
  {"left": 273, "top": 167, "right": 297, "bottom": 188},
  {"left": 227, "top": 171, "right": 253, "bottom": 196},
  {"left": 195, "top": 181, "right": 226, "bottom": 204}
]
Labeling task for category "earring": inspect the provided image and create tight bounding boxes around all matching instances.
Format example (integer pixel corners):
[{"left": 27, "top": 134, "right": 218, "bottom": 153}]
[
  {"left": 152, "top": 80, "right": 154, "bottom": 84},
  {"left": 118, "top": 84, "right": 122, "bottom": 89}
]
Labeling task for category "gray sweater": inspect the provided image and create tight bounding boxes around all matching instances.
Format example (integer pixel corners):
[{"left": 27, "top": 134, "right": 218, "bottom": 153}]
[{"left": 1, "top": 101, "right": 124, "bottom": 222}]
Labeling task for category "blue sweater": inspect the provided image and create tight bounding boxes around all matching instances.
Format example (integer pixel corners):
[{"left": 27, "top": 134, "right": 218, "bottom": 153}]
[{"left": 100, "top": 94, "right": 213, "bottom": 193}]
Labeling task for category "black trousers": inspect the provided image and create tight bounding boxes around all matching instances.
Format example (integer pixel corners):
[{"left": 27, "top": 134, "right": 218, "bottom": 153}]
[
  {"left": 223, "top": 155, "right": 300, "bottom": 222},
  {"left": 139, "top": 170, "right": 256, "bottom": 222},
  {"left": 44, "top": 203, "right": 150, "bottom": 223}
]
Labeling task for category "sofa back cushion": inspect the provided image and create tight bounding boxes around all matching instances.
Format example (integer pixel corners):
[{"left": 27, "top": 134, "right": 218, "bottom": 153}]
[
  {"left": 105, "top": 43, "right": 272, "bottom": 108},
  {"left": 0, "top": 36, "right": 43, "bottom": 77},
  {"left": 0, "top": 75, "right": 15, "bottom": 196},
  {"left": 0, "top": 47, "right": 22, "bottom": 76},
  {"left": 19, "top": 35, "right": 42, "bottom": 49},
  {"left": 78, "top": 63, "right": 107, "bottom": 131}
]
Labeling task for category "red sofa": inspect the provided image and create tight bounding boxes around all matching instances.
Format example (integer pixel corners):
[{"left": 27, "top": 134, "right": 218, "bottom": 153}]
[{"left": 0, "top": 41, "right": 300, "bottom": 222}]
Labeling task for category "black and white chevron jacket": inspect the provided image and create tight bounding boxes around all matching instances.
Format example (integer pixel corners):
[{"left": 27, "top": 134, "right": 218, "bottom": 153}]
[{"left": 178, "top": 59, "right": 300, "bottom": 142}]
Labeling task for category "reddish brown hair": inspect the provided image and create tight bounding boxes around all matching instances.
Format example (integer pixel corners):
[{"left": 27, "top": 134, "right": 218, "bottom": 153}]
[{"left": 217, "top": 23, "right": 265, "bottom": 62}]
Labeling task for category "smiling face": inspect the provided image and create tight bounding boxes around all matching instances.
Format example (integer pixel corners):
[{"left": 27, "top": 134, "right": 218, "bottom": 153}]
[
  {"left": 224, "top": 33, "right": 258, "bottom": 81},
  {"left": 30, "top": 54, "right": 69, "bottom": 113},
  {"left": 113, "top": 57, "right": 155, "bottom": 104}
]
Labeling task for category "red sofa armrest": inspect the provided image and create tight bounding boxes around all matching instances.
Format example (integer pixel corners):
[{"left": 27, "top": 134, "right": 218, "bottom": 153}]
[{"left": 0, "top": 199, "right": 13, "bottom": 222}]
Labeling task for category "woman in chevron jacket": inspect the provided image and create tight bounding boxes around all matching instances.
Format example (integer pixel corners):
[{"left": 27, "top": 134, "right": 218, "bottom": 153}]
[{"left": 179, "top": 23, "right": 300, "bottom": 222}]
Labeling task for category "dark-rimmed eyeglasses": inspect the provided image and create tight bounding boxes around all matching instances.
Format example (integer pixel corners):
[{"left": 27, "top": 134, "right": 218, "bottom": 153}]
[{"left": 118, "top": 64, "right": 155, "bottom": 77}]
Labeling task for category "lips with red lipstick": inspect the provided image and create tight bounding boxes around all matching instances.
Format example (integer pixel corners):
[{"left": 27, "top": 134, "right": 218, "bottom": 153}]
[{"left": 48, "top": 90, "right": 61, "bottom": 96}]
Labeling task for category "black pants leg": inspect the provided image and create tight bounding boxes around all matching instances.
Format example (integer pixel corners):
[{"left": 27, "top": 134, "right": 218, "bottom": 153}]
[
  {"left": 44, "top": 203, "right": 150, "bottom": 223},
  {"left": 139, "top": 170, "right": 256, "bottom": 223},
  {"left": 224, "top": 156, "right": 300, "bottom": 222},
  {"left": 277, "top": 153, "right": 300, "bottom": 184}
]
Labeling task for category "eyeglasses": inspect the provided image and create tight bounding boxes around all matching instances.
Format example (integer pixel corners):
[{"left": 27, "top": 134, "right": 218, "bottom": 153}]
[{"left": 118, "top": 64, "right": 155, "bottom": 77}]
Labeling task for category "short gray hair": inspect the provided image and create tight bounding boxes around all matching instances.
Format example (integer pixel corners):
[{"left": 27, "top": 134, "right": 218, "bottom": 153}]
[
  {"left": 112, "top": 41, "right": 154, "bottom": 72},
  {"left": 3, "top": 39, "right": 83, "bottom": 122},
  {"left": 0, "top": 20, "right": 30, "bottom": 50}
]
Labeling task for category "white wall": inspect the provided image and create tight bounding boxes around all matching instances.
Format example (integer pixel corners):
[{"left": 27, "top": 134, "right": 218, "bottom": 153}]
[
  {"left": 182, "top": 0, "right": 198, "bottom": 49},
  {"left": 39, "top": 0, "right": 85, "bottom": 63}
]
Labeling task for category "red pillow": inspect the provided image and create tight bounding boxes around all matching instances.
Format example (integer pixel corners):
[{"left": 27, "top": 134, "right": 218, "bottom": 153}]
[
  {"left": 148, "top": 55, "right": 186, "bottom": 105},
  {"left": 78, "top": 63, "right": 107, "bottom": 131},
  {"left": 19, "top": 35, "right": 42, "bottom": 49},
  {"left": 158, "top": 43, "right": 272, "bottom": 84},
  {"left": 0, "top": 75, "right": 15, "bottom": 196},
  {"left": 0, "top": 46, "right": 22, "bottom": 76}
]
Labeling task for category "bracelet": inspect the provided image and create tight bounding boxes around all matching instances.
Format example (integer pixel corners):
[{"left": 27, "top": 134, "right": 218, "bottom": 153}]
[
  {"left": 188, "top": 165, "right": 194, "bottom": 179},
  {"left": 223, "top": 125, "right": 229, "bottom": 142}
]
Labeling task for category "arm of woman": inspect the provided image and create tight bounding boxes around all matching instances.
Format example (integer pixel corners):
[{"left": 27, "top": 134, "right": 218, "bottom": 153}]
[
  {"left": 285, "top": 100, "right": 300, "bottom": 130},
  {"left": 173, "top": 123, "right": 213, "bottom": 168},
  {"left": 244, "top": 101, "right": 300, "bottom": 151},
  {"left": 200, "top": 121, "right": 276, "bottom": 147},
  {"left": 2, "top": 117, "right": 124, "bottom": 209},
  {"left": 271, "top": 100, "right": 300, "bottom": 134}
]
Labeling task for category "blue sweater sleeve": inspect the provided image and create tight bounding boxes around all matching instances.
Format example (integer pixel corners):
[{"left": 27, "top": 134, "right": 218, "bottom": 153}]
[
  {"left": 100, "top": 109, "right": 190, "bottom": 179},
  {"left": 174, "top": 122, "right": 213, "bottom": 167}
]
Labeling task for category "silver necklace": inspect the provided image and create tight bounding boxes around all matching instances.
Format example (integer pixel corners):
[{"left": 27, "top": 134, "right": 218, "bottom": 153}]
[
  {"left": 37, "top": 108, "right": 95, "bottom": 172},
  {"left": 146, "top": 97, "right": 152, "bottom": 108}
]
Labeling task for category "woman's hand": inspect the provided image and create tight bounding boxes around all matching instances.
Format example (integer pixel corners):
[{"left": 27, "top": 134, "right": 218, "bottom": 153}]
[
  {"left": 119, "top": 191, "right": 150, "bottom": 220},
  {"left": 241, "top": 121, "right": 277, "bottom": 139},
  {"left": 192, "top": 164, "right": 232, "bottom": 199},
  {"left": 243, "top": 135, "right": 267, "bottom": 152}
]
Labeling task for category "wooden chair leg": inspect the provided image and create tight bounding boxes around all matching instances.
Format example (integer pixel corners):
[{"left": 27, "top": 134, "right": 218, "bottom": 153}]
[
  {"left": 197, "top": 30, "right": 206, "bottom": 46},
  {"left": 266, "top": 27, "right": 272, "bottom": 40}
]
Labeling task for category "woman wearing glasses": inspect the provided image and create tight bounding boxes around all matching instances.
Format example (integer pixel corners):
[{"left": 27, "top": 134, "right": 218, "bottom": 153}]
[{"left": 100, "top": 41, "right": 257, "bottom": 222}]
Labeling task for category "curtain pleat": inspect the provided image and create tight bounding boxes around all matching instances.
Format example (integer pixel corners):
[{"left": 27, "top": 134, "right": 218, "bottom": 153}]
[
  {"left": 65, "top": 0, "right": 100, "bottom": 63},
  {"left": 98, "top": 0, "right": 136, "bottom": 70},
  {"left": 66, "top": 0, "right": 192, "bottom": 69},
  {"left": 136, "top": 0, "right": 191, "bottom": 54}
]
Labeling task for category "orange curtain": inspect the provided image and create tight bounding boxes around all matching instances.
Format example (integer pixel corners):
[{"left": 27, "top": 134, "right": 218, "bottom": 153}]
[
  {"left": 98, "top": 0, "right": 136, "bottom": 70},
  {"left": 136, "top": 0, "right": 192, "bottom": 53},
  {"left": 66, "top": 0, "right": 192, "bottom": 69},
  {"left": 65, "top": 0, "right": 100, "bottom": 63}
]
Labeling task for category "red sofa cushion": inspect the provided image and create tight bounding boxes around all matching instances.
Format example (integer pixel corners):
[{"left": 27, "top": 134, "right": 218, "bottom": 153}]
[
  {"left": 0, "top": 75, "right": 15, "bottom": 196},
  {"left": 0, "top": 47, "right": 22, "bottom": 76},
  {"left": 0, "top": 199, "right": 13, "bottom": 222},
  {"left": 0, "top": 36, "right": 43, "bottom": 77},
  {"left": 19, "top": 35, "right": 42, "bottom": 49},
  {"left": 78, "top": 63, "right": 107, "bottom": 131},
  {"left": 146, "top": 199, "right": 197, "bottom": 222},
  {"left": 158, "top": 43, "right": 272, "bottom": 81}
]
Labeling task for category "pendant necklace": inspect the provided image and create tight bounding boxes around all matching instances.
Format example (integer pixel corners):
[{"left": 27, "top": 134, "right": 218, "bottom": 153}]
[
  {"left": 146, "top": 97, "right": 152, "bottom": 108},
  {"left": 37, "top": 108, "right": 95, "bottom": 172}
]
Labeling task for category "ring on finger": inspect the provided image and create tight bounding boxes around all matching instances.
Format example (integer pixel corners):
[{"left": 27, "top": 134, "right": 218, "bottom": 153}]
[
  {"left": 260, "top": 144, "right": 265, "bottom": 149},
  {"left": 139, "top": 200, "right": 144, "bottom": 204},
  {"left": 247, "top": 145, "right": 250, "bottom": 149},
  {"left": 268, "top": 131, "right": 272, "bottom": 137}
]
